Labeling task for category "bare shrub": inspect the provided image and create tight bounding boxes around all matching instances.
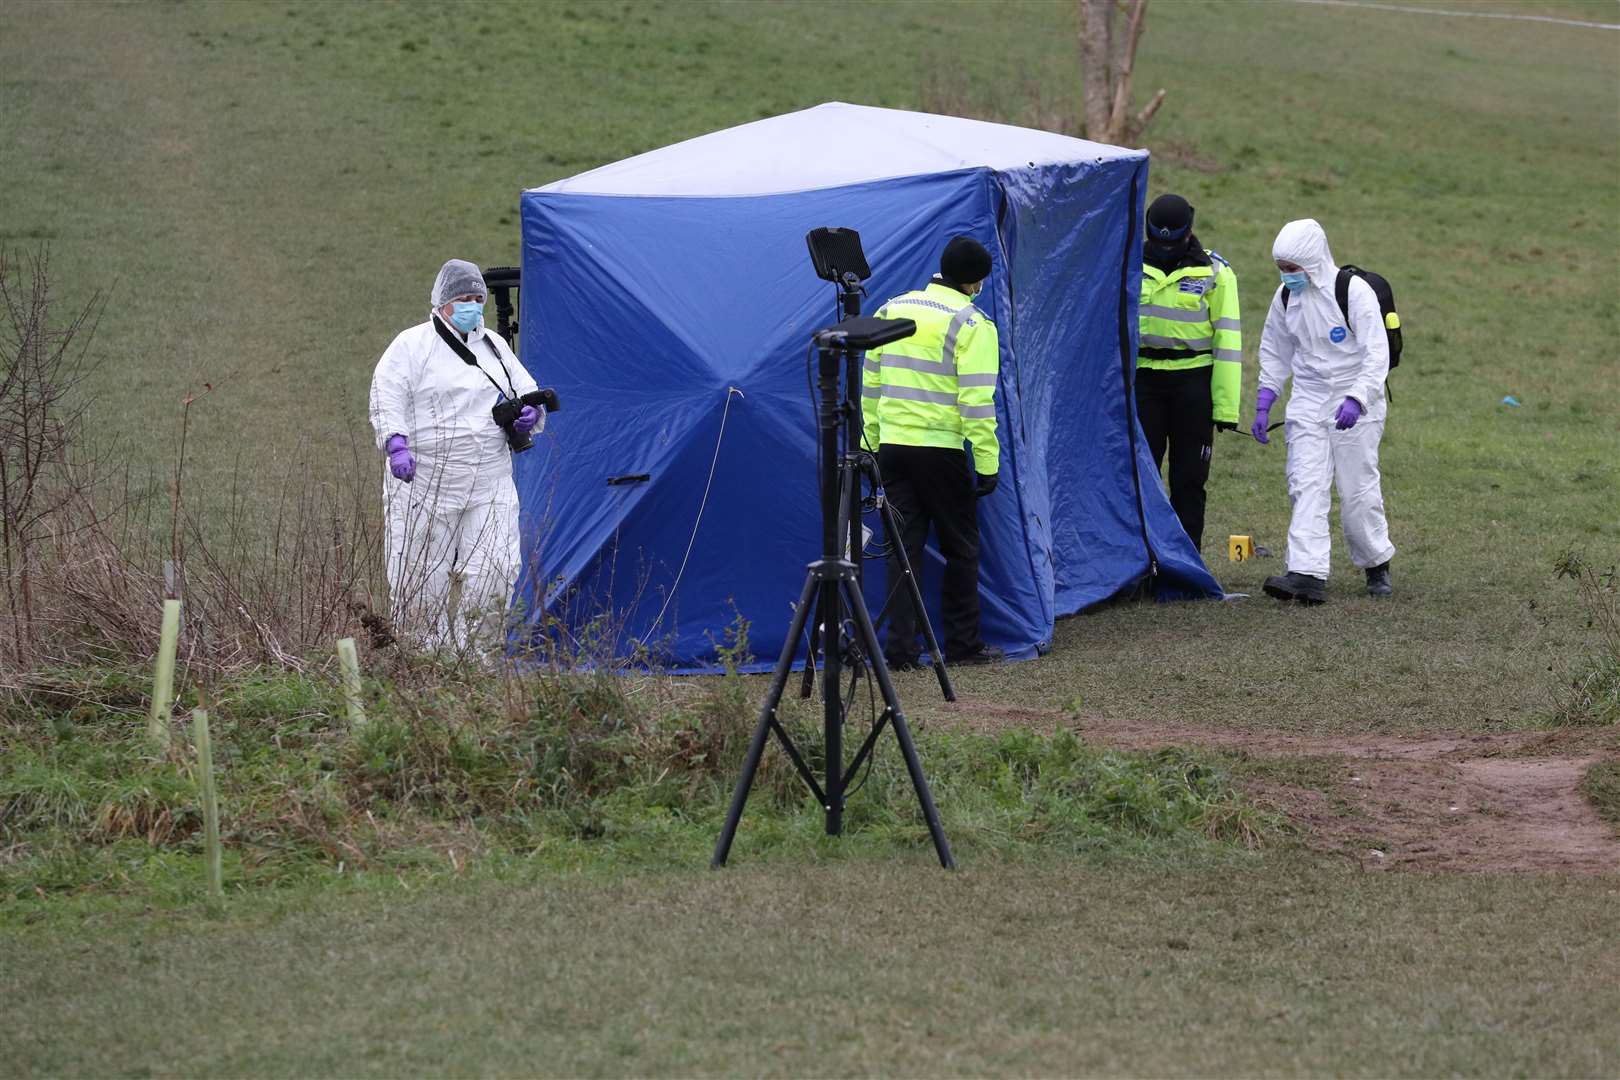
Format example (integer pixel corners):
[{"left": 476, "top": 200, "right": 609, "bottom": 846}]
[
  {"left": 0, "top": 246, "right": 106, "bottom": 668},
  {"left": 0, "top": 245, "right": 388, "bottom": 681}
]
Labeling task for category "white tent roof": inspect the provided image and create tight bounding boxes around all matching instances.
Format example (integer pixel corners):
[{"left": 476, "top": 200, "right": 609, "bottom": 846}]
[{"left": 535, "top": 102, "right": 1143, "bottom": 197}]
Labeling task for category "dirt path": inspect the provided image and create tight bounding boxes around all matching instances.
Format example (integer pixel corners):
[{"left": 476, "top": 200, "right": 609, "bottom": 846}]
[{"left": 940, "top": 701, "right": 1620, "bottom": 875}]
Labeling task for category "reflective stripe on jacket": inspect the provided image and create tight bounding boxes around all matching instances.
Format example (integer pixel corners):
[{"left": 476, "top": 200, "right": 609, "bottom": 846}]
[
  {"left": 1138, "top": 251, "right": 1242, "bottom": 425},
  {"left": 861, "top": 281, "right": 1001, "bottom": 475}
]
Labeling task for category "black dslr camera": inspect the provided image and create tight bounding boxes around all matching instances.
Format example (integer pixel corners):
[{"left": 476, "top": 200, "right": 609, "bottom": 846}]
[{"left": 492, "top": 388, "right": 561, "bottom": 453}]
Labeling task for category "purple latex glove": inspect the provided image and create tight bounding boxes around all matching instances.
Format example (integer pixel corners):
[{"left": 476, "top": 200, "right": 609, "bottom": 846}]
[
  {"left": 385, "top": 433, "right": 415, "bottom": 482},
  {"left": 513, "top": 404, "right": 539, "bottom": 435},
  {"left": 1251, "top": 387, "right": 1278, "bottom": 444},
  {"left": 1334, "top": 397, "right": 1362, "bottom": 430}
]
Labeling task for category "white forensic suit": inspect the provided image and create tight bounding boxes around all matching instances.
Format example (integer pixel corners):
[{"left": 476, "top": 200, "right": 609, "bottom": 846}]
[
  {"left": 369, "top": 313, "right": 540, "bottom": 650},
  {"left": 1258, "top": 219, "right": 1396, "bottom": 581}
]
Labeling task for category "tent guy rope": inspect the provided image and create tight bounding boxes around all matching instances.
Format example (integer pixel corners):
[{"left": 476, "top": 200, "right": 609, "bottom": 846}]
[{"left": 646, "top": 386, "right": 746, "bottom": 636}]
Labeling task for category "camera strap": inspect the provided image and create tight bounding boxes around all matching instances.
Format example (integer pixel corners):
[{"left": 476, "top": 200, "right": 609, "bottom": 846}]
[{"left": 432, "top": 314, "right": 518, "bottom": 400}]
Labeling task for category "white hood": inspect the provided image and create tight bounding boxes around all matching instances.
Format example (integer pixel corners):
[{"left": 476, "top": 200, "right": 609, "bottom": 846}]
[
  {"left": 1271, "top": 218, "right": 1347, "bottom": 356},
  {"left": 1272, "top": 218, "right": 1338, "bottom": 288}
]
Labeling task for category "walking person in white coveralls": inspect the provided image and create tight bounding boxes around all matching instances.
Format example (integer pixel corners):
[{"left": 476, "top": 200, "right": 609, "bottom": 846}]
[
  {"left": 369, "top": 259, "right": 543, "bottom": 650},
  {"left": 1251, "top": 219, "right": 1396, "bottom": 604}
]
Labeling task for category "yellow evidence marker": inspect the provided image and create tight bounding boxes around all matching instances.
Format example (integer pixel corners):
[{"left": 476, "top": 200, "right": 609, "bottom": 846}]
[{"left": 1228, "top": 534, "right": 1255, "bottom": 562}]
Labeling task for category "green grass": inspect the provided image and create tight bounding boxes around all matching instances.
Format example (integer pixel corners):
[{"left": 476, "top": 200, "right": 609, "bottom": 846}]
[
  {"left": 3, "top": 0, "right": 1619, "bottom": 1074},
  {"left": 1, "top": 664, "right": 1275, "bottom": 912},
  {"left": 3, "top": 0, "right": 1616, "bottom": 736},
  {"left": 4, "top": 856, "right": 1618, "bottom": 1077},
  {"left": 907, "top": 0, "right": 1620, "bottom": 737},
  {"left": 1585, "top": 758, "right": 1620, "bottom": 831}
]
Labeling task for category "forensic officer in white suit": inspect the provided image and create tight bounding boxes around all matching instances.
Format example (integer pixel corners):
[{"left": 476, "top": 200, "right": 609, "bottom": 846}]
[
  {"left": 1251, "top": 219, "right": 1396, "bottom": 604},
  {"left": 369, "top": 259, "right": 542, "bottom": 649}
]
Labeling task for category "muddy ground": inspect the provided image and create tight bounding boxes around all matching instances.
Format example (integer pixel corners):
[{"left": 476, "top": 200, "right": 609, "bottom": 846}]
[{"left": 942, "top": 701, "right": 1620, "bottom": 875}]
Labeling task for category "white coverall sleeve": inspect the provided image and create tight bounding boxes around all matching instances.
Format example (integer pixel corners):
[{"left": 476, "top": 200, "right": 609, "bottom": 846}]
[
  {"left": 369, "top": 331, "right": 416, "bottom": 450},
  {"left": 1257, "top": 287, "right": 1295, "bottom": 397},
  {"left": 1344, "top": 279, "right": 1390, "bottom": 410}
]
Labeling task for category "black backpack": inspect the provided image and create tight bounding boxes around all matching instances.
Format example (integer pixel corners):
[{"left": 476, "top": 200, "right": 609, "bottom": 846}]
[{"left": 1280, "top": 264, "right": 1403, "bottom": 370}]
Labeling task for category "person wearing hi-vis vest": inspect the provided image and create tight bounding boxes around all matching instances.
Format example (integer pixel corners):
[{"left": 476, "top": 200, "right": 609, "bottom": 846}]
[
  {"left": 1135, "top": 193, "right": 1242, "bottom": 551},
  {"left": 862, "top": 236, "right": 1003, "bottom": 670}
]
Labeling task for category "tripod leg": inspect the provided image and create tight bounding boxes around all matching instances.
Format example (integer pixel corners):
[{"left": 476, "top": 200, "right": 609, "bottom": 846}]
[
  {"left": 881, "top": 496, "right": 956, "bottom": 703},
  {"left": 797, "top": 600, "right": 818, "bottom": 700},
  {"left": 889, "top": 709, "right": 955, "bottom": 869},
  {"left": 820, "top": 571, "right": 844, "bottom": 837},
  {"left": 841, "top": 579, "right": 956, "bottom": 870},
  {"left": 713, "top": 572, "right": 818, "bottom": 868}
]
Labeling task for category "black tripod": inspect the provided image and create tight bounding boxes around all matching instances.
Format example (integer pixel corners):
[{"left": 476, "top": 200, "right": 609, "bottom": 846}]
[
  {"left": 799, "top": 269, "right": 955, "bottom": 709},
  {"left": 711, "top": 313, "right": 956, "bottom": 870}
]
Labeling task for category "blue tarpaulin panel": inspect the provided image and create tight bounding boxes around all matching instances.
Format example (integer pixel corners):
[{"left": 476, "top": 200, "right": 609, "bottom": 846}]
[{"left": 513, "top": 103, "right": 1220, "bottom": 672}]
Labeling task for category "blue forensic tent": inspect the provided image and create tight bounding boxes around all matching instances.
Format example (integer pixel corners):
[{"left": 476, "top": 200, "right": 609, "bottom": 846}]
[{"left": 514, "top": 103, "right": 1220, "bottom": 672}]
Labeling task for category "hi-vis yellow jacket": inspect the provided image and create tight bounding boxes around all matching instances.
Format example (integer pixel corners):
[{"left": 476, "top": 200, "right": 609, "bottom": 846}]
[
  {"left": 861, "top": 281, "right": 1000, "bottom": 475},
  {"left": 1138, "top": 251, "right": 1242, "bottom": 425}
]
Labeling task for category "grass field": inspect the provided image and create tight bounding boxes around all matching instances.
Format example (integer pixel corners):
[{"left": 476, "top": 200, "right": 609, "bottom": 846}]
[
  {"left": 6, "top": 857, "right": 1619, "bottom": 1076},
  {"left": 2, "top": 0, "right": 1619, "bottom": 1075}
]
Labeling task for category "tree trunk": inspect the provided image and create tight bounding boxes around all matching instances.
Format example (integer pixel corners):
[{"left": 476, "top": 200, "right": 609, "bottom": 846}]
[
  {"left": 1079, "top": 0, "right": 1166, "bottom": 146},
  {"left": 1107, "top": 0, "right": 1130, "bottom": 82},
  {"left": 1078, "top": 0, "right": 1115, "bottom": 142}
]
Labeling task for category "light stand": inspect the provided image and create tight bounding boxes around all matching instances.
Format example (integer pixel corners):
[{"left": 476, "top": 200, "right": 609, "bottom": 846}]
[
  {"left": 481, "top": 265, "right": 521, "bottom": 347},
  {"left": 711, "top": 230, "right": 956, "bottom": 870}
]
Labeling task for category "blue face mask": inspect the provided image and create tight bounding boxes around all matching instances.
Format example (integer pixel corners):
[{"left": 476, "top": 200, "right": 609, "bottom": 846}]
[
  {"left": 1280, "top": 271, "right": 1308, "bottom": 294},
  {"left": 449, "top": 301, "right": 483, "bottom": 333}
]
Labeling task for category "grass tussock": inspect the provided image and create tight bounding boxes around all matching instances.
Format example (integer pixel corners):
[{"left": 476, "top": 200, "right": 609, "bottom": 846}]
[
  {"left": 0, "top": 658, "right": 1276, "bottom": 908},
  {"left": 1550, "top": 550, "right": 1620, "bottom": 727},
  {"left": 1582, "top": 758, "right": 1620, "bottom": 833}
]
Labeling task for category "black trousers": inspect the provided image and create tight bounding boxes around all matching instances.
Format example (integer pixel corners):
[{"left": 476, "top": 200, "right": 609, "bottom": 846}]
[
  {"left": 1135, "top": 365, "right": 1214, "bottom": 550},
  {"left": 877, "top": 444, "right": 983, "bottom": 661}
]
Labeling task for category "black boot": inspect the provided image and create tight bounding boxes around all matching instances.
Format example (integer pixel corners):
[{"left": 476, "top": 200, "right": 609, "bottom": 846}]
[
  {"left": 946, "top": 644, "right": 1005, "bottom": 666},
  {"left": 1263, "top": 571, "right": 1328, "bottom": 605},
  {"left": 1365, "top": 561, "right": 1393, "bottom": 597}
]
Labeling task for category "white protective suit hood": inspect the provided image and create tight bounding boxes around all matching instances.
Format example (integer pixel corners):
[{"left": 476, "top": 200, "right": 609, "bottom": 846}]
[
  {"left": 1273, "top": 218, "right": 1335, "bottom": 280},
  {"left": 1272, "top": 219, "right": 1344, "bottom": 345},
  {"left": 1273, "top": 218, "right": 1339, "bottom": 293}
]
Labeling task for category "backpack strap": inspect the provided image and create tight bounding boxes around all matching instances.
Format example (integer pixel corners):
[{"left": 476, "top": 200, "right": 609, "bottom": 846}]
[
  {"left": 1334, "top": 266, "right": 1356, "bottom": 331},
  {"left": 1333, "top": 265, "right": 1396, "bottom": 403}
]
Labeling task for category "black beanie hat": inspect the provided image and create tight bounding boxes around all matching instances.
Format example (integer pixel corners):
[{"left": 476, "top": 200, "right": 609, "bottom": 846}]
[
  {"left": 939, "top": 236, "right": 992, "bottom": 286},
  {"left": 1145, "top": 194, "right": 1194, "bottom": 242}
]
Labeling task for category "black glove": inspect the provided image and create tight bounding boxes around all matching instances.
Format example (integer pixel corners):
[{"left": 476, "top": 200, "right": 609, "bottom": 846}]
[
  {"left": 974, "top": 472, "right": 999, "bottom": 498},
  {"left": 1214, "top": 421, "right": 1236, "bottom": 432}
]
